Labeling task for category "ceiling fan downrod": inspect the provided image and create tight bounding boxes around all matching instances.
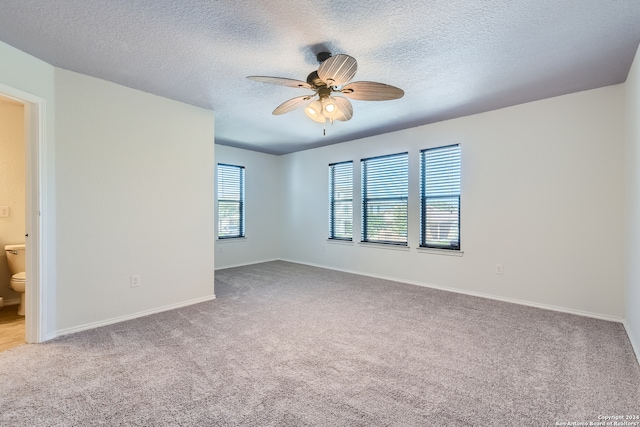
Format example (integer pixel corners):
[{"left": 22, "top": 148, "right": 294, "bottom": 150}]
[{"left": 316, "top": 52, "right": 332, "bottom": 64}]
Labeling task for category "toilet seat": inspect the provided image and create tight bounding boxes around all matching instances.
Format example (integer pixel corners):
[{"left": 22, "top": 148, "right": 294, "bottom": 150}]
[{"left": 12, "top": 272, "right": 26, "bottom": 282}]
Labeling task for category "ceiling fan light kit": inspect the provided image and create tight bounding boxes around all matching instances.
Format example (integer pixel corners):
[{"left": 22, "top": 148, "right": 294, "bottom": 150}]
[{"left": 247, "top": 52, "right": 404, "bottom": 135}]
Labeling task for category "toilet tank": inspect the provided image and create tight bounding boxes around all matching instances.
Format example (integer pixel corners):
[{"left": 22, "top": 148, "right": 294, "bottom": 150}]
[{"left": 4, "top": 244, "right": 26, "bottom": 275}]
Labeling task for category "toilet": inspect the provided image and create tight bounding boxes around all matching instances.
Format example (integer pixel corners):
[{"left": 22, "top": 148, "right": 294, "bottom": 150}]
[{"left": 4, "top": 244, "right": 26, "bottom": 316}]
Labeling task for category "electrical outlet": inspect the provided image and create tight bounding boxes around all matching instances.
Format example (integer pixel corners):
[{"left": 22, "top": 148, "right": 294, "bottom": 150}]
[
  {"left": 218, "top": 246, "right": 223, "bottom": 253},
  {"left": 495, "top": 264, "right": 504, "bottom": 275},
  {"left": 130, "top": 275, "right": 141, "bottom": 288},
  {"left": 0, "top": 206, "right": 8, "bottom": 217}
]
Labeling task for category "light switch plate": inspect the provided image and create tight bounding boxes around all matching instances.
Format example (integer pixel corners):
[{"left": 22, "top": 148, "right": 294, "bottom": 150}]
[{"left": 0, "top": 206, "right": 8, "bottom": 217}]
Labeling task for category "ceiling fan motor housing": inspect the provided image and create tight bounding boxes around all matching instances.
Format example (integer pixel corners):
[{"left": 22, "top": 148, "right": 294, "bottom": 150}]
[
  {"left": 317, "top": 86, "right": 332, "bottom": 99},
  {"left": 306, "top": 71, "right": 325, "bottom": 88}
]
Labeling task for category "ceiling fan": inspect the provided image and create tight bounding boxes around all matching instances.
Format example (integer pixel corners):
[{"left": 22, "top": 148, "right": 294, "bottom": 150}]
[{"left": 247, "top": 52, "right": 404, "bottom": 134}]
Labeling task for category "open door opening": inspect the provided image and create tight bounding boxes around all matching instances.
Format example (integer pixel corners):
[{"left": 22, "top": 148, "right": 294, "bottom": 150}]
[{"left": 0, "top": 83, "right": 49, "bottom": 344}]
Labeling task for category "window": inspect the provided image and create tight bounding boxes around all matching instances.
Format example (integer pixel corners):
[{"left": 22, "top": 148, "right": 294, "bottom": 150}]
[
  {"left": 361, "top": 152, "right": 408, "bottom": 245},
  {"left": 328, "top": 161, "right": 353, "bottom": 240},
  {"left": 420, "top": 144, "right": 461, "bottom": 250},
  {"left": 217, "top": 163, "right": 245, "bottom": 239}
]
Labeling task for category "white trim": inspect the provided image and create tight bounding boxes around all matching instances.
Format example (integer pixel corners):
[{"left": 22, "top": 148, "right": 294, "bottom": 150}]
[
  {"left": 326, "top": 239, "right": 354, "bottom": 246},
  {"left": 216, "top": 237, "right": 247, "bottom": 243},
  {"left": 623, "top": 320, "right": 640, "bottom": 367},
  {"left": 358, "top": 242, "right": 410, "bottom": 252},
  {"left": 56, "top": 295, "right": 216, "bottom": 337},
  {"left": 416, "top": 247, "right": 464, "bottom": 257},
  {"left": 280, "top": 258, "right": 623, "bottom": 323},
  {"left": 2, "top": 298, "right": 22, "bottom": 306},
  {"left": 0, "top": 83, "right": 49, "bottom": 344},
  {"left": 215, "top": 258, "right": 279, "bottom": 271}
]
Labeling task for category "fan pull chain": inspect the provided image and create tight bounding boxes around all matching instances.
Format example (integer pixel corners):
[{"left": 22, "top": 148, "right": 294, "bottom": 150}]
[{"left": 323, "top": 121, "right": 326, "bottom": 136}]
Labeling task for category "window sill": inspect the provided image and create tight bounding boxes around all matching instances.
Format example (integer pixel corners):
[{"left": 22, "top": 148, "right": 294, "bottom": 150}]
[
  {"left": 217, "top": 237, "right": 247, "bottom": 243},
  {"left": 327, "top": 239, "right": 354, "bottom": 246},
  {"left": 359, "top": 242, "right": 410, "bottom": 252},
  {"left": 416, "top": 247, "right": 464, "bottom": 257}
]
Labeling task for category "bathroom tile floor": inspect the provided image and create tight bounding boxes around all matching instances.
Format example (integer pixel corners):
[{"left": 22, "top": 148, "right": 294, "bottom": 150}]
[{"left": 0, "top": 304, "right": 24, "bottom": 352}]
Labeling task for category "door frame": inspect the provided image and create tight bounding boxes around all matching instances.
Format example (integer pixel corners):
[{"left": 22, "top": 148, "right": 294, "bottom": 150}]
[{"left": 0, "top": 82, "right": 50, "bottom": 343}]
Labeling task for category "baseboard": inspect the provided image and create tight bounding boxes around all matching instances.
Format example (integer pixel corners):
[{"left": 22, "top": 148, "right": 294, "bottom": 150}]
[
  {"left": 215, "top": 258, "right": 279, "bottom": 271},
  {"left": 1, "top": 298, "right": 21, "bottom": 306},
  {"left": 623, "top": 320, "right": 640, "bottom": 367},
  {"left": 56, "top": 294, "right": 216, "bottom": 337},
  {"left": 280, "top": 258, "right": 624, "bottom": 323}
]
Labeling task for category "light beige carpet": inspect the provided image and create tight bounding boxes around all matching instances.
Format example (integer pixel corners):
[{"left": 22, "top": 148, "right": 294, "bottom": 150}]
[{"left": 0, "top": 261, "right": 638, "bottom": 426}]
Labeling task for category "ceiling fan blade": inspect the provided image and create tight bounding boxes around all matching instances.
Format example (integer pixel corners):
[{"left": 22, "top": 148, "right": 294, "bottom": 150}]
[
  {"left": 340, "top": 81, "right": 404, "bottom": 101},
  {"left": 333, "top": 96, "right": 353, "bottom": 121},
  {"left": 247, "top": 76, "right": 312, "bottom": 89},
  {"left": 273, "top": 95, "right": 314, "bottom": 115},
  {"left": 317, "top": 54, "right": 357, "bottom": 87}
]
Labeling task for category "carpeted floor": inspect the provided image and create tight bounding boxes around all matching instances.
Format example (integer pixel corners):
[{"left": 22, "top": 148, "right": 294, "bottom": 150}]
[{"left": 0, "top": 261, "right": 638, "bottom": 426}]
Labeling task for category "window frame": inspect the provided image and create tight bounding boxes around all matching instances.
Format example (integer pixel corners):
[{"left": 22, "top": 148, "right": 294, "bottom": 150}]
[
  {"left": 328, "top": 161, "right": 354, "bottom": 241},
  {"left": 361, "top": 152, "right": 409, "bottom": 246},
  {"left": 217, "top": 163, "right": 245, "bottom": 240},
  {"left": 420, "top": 144, "right": 461, "bottom": 251}
]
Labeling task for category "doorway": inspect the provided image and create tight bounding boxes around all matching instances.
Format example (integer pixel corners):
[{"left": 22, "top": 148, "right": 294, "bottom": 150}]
[
  {"left": 0, "top": 95, "right": 26, "bottom": 350},
  {"left": 0, "top": 83, "right": 47, "bottom": 344}
]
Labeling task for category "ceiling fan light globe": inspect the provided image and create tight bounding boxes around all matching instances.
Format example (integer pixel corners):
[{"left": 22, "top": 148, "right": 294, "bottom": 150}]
[
  {"left": 306, "top": 100, "right": 322, "bottom": 115},
  {"left": 322, "top": 97, "right": 341, "bottom": 119},
  {"left": 308, "top": 112, "right": 327, "bottom": 123},
  {"left": 305, "top": 100, "right": 326, "bottom": 123}
]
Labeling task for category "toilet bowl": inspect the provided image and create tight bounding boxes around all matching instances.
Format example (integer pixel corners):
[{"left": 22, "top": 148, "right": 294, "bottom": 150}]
[
  {"left": 10, "top": 272, "right": 26, "bottom": 316},
  {"left": 4, "top": 244, "right": 26, "bottom": 316}
]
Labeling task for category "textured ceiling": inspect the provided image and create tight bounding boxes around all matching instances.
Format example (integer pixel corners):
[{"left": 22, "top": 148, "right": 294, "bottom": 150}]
[{"left": 0, "top": 1, "right": 639, "bottom": 155}]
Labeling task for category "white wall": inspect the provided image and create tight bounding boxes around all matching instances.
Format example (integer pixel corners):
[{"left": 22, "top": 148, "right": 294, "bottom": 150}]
[
  {"left": 0, "top": 100, "right": 25, "bottom": 303},
  {"left": 0, "top": 40, "right": 57, "bottom": 338},
  {"left": 55, "top": 69, "right": 216, "bottom": 333},
  {"left": 281, "top": 85, "right": 625, "bottom": 320},
  {"left": 214, "top": 144, "right": 282, "bottom": 269},
  {"left": 624, "top": 43, "right": 640, "bottom": 361}
]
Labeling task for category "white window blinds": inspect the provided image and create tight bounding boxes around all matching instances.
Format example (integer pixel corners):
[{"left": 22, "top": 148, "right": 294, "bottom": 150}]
[
  {"left": 329, "top": 161, "right": 353, "bottom": 240},
  {"left": 217, "top": 163, "right": 245, "bottom": 239},
  {"left": 420, "top": 144, "right": 461, "bottom": 250},
  {"left": 361, "top": 152, "right": 408, "bottom": 245}
]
